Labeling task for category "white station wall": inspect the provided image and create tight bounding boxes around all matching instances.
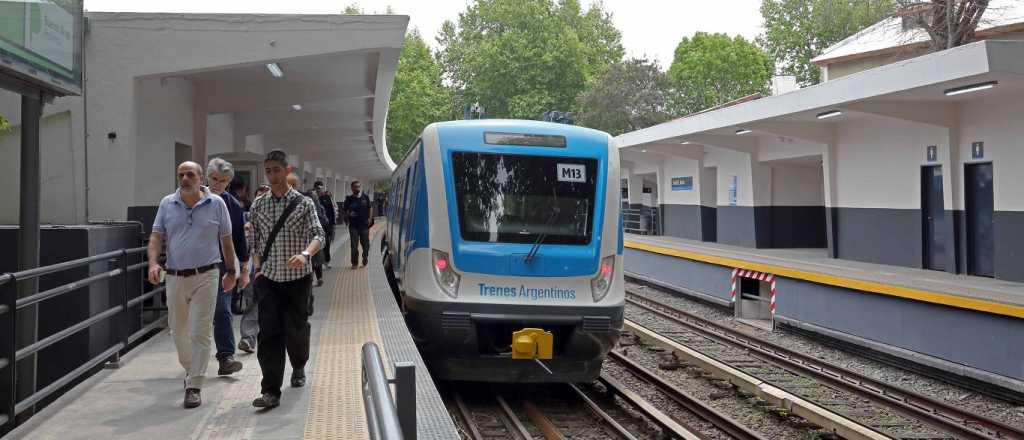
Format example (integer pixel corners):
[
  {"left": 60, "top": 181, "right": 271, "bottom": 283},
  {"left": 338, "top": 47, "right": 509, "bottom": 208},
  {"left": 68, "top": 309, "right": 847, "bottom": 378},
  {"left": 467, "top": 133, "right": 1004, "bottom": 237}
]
[
  {"left": 834, "top": 117, "right": 948, "bottom": 210},
  {"left": 958, "top": 93, "right": 1024, "bottom": 211},
  {"left": 0, "top": 109, "right": 79, "bottom": 224},
  {"left": 659, "top": 155, "right": 701, "bottom": 206},
  {"left": 134, "top": 76, "right": 196, "bottom": 206}
]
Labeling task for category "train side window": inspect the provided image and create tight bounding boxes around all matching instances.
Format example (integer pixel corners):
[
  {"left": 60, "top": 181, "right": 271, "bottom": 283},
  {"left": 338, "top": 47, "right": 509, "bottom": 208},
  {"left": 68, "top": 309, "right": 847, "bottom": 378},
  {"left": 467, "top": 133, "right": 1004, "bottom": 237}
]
[{"left": 397, "top": 167, "right": 412, "bottom": 265}]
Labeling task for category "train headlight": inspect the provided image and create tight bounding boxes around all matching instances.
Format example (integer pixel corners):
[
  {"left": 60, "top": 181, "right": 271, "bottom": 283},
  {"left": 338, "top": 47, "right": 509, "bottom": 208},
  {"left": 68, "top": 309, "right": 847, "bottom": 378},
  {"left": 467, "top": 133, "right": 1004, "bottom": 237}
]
[
  {"left": 590, "top": 255, "right": 615, "bottom": 302},
  {"left": 432, "top": 249, "right": 460, "bottom": 298}
]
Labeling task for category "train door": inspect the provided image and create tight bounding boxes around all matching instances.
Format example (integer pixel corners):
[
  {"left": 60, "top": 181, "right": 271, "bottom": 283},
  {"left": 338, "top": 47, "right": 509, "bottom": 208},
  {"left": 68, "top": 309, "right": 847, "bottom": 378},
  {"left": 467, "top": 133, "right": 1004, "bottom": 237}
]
[
  {"left": 395, "top": 167, "right": 412, "bottom": 271},
  {"left": 965, "top": 162, "right": 994, "bottom": 277},
  {"left": 921, "top": 165, "right": 946, "bottom": 271}
]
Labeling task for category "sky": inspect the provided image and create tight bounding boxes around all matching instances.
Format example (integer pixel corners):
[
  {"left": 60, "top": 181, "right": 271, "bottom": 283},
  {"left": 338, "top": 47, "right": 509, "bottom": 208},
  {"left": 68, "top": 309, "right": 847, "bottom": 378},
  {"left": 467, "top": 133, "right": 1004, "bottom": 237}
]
[{"left": 83, "top": 0, "right": 766, "bottom": 69}]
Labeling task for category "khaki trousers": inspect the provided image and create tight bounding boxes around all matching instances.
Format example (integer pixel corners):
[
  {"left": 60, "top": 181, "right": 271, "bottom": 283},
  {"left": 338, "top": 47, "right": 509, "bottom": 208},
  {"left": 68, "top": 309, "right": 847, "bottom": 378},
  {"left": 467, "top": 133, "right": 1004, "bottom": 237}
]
[{"left": 166, "top": 270, "right": 218, "bottom": 389}]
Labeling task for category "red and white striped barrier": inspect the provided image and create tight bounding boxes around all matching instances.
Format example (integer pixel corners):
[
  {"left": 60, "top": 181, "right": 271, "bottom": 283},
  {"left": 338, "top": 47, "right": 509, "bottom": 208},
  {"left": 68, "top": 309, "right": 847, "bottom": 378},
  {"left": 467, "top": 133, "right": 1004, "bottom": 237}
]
[{"left": 730, "top": 268, "right": 777, "bottom": 315}]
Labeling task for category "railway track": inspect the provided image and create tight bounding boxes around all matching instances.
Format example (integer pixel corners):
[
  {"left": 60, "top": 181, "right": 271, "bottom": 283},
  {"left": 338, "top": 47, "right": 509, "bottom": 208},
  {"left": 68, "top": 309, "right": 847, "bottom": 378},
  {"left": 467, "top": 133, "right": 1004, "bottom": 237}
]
[
  {"left": 451, "top": 383, "right": 641, "bottom": 439},
  {"left": 625, "top": 288, "right": 1024, "bottom": 440}
]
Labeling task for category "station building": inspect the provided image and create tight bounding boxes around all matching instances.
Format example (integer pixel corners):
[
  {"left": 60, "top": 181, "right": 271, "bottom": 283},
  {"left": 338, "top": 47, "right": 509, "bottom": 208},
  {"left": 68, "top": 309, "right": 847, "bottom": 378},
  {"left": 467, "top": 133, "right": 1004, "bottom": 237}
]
[
  {"left": 620, "top": 5, "right": 1024, "bottom": 393},
  {"left": 0, "top": 12, "right": 405, "bottom": 228}
]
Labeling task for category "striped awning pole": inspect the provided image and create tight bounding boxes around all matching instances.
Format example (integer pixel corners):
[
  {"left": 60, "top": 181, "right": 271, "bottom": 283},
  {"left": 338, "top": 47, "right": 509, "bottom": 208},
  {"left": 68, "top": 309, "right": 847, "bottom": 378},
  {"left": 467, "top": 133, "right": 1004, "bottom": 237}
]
[{"left": 730, "top": 268, "right": 738, "bottom": 303}]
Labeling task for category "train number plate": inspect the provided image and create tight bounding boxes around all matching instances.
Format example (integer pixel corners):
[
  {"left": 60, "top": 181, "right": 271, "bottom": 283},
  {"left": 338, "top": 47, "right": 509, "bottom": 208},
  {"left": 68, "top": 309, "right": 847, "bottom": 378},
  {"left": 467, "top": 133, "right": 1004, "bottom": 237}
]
[{"left": 557, "top": 163, "right": 585, "bottom": 183}]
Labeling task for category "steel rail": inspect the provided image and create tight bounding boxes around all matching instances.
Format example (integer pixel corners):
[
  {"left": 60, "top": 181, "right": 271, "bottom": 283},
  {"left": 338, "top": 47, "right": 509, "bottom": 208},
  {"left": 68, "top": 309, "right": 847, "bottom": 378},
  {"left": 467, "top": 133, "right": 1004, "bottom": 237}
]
[
  {"left": 495, "top": 394, "right": 533, "bottom": 440},
  {"left": 626, "top": 290, "right": 1024, "bottom": 440},
  {"left": 597, "top": 373, "right": 710, "bottom": 440},
  {"left": 607, "top": 351, "right": 767, "bottom": 440},
  {"left": 566, "top": 383, "right": 640, "bottom": 440},
  {"left": 452, "top": 391, "right": 486, "bottom": 440}
]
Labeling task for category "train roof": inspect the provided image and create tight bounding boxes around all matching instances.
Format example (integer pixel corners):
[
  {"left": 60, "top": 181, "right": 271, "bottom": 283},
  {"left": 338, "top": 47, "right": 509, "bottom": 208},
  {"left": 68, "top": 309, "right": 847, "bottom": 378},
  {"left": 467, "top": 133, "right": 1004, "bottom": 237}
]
[{"left": 431, "top": 119, "right": 611, "bottom": 147}]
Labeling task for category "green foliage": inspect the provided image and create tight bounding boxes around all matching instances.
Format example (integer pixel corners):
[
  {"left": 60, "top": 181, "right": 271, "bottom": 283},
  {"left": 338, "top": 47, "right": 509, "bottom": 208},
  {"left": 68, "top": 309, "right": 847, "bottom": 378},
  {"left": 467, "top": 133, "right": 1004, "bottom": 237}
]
[
  {"left": 386, "top": 30, "right": 452, "bottom": 163},
  {"left": 437, "top": 0, "right": 624, "bottom": 120},
  {"left": 575, "top": 57, "right": 674, "bottom": 136},
  {"left": 667, "top": 32, "right": 774, "bottom": 115},
  {"left": 759, "top": 0, "right": 895, "bottom": 86},
  {"left": 0, "top": 115, "right": 9, "bottom": 132},
  {"left": 343, "top": 4, "right": 364, "bottom": 14}
]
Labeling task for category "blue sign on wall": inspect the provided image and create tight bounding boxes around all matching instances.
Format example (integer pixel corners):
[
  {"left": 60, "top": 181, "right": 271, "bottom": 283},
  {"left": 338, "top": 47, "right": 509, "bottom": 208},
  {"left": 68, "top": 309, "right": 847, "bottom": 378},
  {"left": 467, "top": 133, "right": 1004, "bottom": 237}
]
[
  {"left": 670, "top": 176, "right": 693, "bottom": 191},
  {"left": 728, "top": 175, "right": 738, "bottom": 206}
]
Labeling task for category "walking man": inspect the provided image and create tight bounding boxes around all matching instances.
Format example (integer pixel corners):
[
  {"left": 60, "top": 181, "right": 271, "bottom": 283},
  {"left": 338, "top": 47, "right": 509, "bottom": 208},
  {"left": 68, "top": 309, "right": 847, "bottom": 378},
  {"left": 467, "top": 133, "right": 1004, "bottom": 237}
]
[
  {"left": 343, "top": 181, "right": 373, "bottom": 269},
  {"left": 250, "top": 150, "right": 324, "bottom": 409},
  {"left": 206, "top": 158, "right": 249, "bottom": 374},
  {"left": 148, "top": 161, "right": 237, "bottom": 409},
  {"left": 313, "top": 181, "right": 336, "bottom": 268}
]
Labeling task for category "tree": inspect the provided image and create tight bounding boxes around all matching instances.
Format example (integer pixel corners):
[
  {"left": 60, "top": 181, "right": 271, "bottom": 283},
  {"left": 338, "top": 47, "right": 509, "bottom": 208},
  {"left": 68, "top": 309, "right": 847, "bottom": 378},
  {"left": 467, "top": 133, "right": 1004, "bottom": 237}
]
[
  {"left": 386, "top": 30, "right": 452, "bottom": 162},
  {"left": 575, "top": 57, "right": 674, "bottom": 136},
  {"left": 897, "top": 0, "right": 990, "bottom": 51},
  {"left": 759, "top": 0, "right": 895, "bottom": 86},
  {"left": 342, "top": 4, "right": 363, "bottom": 14},
  {"left": 666, "top": 32, "right": 774, "bottom": 115},
  {"left": 437, "top": 0, "right": 624, "bottom": 120}
]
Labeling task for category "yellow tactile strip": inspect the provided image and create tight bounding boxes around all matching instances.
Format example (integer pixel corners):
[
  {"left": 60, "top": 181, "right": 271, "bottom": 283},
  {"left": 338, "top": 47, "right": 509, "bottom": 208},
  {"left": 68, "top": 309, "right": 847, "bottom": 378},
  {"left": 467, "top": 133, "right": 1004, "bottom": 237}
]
[{"left": 304, "top": 226, "right": 385, "bottom": 440}]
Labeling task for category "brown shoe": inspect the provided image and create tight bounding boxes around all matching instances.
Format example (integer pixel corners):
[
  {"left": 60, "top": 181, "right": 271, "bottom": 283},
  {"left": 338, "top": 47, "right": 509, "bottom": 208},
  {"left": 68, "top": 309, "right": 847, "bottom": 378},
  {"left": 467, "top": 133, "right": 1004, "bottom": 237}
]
[
  {"left": 252, "top": 393, "right": 280, "bottom": 409},
  {"left": 184, "top": 388, "right": 201, "bottom": 408},
  {"left": 218, "top": 357, "right": 243, "bottom": 375}
]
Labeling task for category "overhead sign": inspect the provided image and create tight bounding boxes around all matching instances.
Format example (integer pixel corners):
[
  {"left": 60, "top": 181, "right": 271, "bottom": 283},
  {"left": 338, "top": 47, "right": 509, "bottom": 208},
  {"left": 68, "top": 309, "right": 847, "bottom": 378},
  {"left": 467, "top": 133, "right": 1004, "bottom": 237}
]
[
  {"left": 671, "top": 176, "right": 693, "bottom": 191},
  {"left": 0, "top": 0, "right": 83, "bottom": 96}
]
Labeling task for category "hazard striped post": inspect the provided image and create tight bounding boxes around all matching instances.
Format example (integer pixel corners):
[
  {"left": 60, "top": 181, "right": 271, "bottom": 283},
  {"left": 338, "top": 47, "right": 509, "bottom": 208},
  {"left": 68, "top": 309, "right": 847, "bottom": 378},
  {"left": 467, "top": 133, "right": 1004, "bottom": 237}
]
[
  {"left": 768, "top": 275, "right": 776, "bottom": 315},
  {"left": 730, "top": 268, "right": 738, "bottom": 303}
]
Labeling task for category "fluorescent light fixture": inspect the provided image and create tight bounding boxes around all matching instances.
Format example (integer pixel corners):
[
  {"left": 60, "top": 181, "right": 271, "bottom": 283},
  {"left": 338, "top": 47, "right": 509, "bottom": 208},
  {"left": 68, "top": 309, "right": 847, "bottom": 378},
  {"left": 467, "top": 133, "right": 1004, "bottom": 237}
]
[
  {"left": 266, "top": 63, "right": 283, "bottom": 78},
  {"left": 944, "top": 80, "right": 997, "bottom": 96},
  {"left": 680, "top": 141, "right": 692, "bottom": 145},
  {"left": 641, "top": 149, "right": 647, "bottom": 153},
  {"left": 292, "top": 104, "right": 302, "bottom": 111},
  {"left": 735, "top": 129, "right": 752, "bottom": 135},
  {"left": 816, "top": 110, "right": 842, "bottom": 119}
]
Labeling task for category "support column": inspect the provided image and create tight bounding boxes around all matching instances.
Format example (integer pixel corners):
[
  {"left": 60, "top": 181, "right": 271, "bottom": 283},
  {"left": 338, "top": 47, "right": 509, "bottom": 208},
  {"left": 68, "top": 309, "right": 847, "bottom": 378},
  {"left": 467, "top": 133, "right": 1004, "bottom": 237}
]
[
  {"left": 17, "top": 92, "right": 43, "bottom": 419},
  {"left": 822, "top": 142, "right": 839, "bottom": 258}
]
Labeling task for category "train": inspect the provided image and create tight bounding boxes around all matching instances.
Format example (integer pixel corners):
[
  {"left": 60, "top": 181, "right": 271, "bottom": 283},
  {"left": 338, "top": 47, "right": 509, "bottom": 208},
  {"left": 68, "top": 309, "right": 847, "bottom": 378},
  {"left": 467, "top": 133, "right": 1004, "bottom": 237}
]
[{"left": 382, "top": 119, "right": 624, "bottom": 383}]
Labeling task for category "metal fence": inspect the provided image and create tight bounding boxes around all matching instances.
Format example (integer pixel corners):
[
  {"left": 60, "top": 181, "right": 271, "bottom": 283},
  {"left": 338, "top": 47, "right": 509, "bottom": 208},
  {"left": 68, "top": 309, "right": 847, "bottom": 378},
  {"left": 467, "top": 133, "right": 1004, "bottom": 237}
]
[
  {"left": 361, "top": 342, "right": 416, "bottom": 440},
  {"left": 0, "top": 246, "right": 165, "bottom": 432}
]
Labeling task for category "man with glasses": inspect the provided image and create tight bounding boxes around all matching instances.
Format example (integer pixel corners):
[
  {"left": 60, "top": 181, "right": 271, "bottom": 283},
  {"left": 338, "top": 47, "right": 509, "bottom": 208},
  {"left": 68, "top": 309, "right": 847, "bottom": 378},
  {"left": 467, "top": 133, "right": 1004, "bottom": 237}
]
[
  {"left": 147, "top": 161, "right": 238, "bottom": 409},
  {"left": 206, "top": 158, "right": 249, "bottom": 375},
  {"left": 342, "top": 181, "right": 373, "bottom": 269}
]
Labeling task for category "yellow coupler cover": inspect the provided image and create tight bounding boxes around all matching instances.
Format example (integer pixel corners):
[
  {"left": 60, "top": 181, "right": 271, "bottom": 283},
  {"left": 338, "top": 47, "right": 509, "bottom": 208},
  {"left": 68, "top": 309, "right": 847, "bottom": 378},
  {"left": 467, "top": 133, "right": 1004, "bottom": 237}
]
[{"left": 511, "top": 328, "right": 553, "bottom": 360}]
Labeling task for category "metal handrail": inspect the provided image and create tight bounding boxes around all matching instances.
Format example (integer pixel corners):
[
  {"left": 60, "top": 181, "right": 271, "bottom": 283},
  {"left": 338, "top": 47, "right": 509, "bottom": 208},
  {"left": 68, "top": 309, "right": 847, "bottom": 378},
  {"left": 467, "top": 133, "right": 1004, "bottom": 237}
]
[
  {"left": 1, "top": 243, "right": 164, "bottom": 434},
  {"left": 361, "top": 342, "right": 417, "bottom": 440}
]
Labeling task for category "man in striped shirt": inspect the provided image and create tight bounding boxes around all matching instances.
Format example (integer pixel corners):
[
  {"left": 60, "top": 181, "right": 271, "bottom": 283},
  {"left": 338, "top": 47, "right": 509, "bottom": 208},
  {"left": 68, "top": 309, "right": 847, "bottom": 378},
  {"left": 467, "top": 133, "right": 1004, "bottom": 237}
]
[{"left": 249, "top": 150, "right": 325, "bottom": 409}]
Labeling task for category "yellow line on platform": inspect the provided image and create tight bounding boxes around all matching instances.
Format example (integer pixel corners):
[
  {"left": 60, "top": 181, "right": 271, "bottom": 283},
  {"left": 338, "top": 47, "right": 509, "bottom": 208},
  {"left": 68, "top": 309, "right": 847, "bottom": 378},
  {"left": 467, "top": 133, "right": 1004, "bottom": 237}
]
[{"left": 624, "top": 240, "right": 1024, "bottom": 320}]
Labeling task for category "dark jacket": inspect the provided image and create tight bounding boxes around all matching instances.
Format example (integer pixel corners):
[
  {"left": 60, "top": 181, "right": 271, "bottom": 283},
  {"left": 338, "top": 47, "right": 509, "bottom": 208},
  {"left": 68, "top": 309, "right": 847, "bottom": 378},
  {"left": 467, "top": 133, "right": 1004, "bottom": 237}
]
[
  {"left": 343, "top": 193, "right": 373, "bottom": 230},
  {"left": 318, "top": 192, "right": 336, "bottom": 226},
  {"left": 302, "top": 190, "right": 329, "bottom": 229},
  {"left": 221, "top": 190, "right": 249, "bottom": 266}
]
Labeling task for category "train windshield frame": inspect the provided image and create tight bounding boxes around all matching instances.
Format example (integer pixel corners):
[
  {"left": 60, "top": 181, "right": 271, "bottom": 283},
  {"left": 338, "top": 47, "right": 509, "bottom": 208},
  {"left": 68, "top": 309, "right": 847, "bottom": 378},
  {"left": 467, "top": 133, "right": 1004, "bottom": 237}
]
[{"left": 451, "top": 151, "right": 598, "bottom": 245}]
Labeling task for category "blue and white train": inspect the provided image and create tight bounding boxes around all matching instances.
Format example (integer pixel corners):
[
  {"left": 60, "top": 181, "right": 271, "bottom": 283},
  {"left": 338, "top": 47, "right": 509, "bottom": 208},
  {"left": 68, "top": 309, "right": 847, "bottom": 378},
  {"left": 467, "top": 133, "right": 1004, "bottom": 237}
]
[{"left": 382, "top": 119, "right": 624, "bottom": 383}]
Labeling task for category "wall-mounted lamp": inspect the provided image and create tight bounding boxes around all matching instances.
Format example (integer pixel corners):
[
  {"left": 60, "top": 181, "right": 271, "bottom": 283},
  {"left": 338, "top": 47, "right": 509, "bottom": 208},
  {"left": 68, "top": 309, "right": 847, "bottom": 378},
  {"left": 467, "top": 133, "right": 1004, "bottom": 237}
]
[
  {"left": 943, "top": 80, "right": 997, "bottom": 96},
  {"left": 816, "top": 110, "right": 842, "bottom": 119},
  {"left": 107, "top": 132, "right": 117, "bottom": 141}
]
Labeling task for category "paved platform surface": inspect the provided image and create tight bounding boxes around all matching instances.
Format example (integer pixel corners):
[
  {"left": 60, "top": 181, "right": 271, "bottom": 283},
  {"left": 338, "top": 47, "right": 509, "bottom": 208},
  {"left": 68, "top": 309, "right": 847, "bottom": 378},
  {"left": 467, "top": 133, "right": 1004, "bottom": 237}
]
[
  {"left": 9, "top": 227, "right": 458, "bottom": 440},
  {"left": 626, "top": 234, "right": 1024, "bottom": 315}
]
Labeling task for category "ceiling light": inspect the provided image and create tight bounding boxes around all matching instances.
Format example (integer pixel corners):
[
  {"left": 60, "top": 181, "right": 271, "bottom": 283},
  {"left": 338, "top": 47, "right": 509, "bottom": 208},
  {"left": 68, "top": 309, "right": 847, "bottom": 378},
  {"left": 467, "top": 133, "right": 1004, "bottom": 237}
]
[
  {"left": 735, "top": 129, "right": 751, "bottom": 135},
  {"left": 816, "top": 110, "right": 842, "bottom": 119},
  {"left": 641, "top": 149, "right": 647, "bottom": 153},
  {"left": 943, "top": 80, "right": 997, "bottom": 96},
  {"left": 292, "top": 104, "right": 302, "bottom": 111},
  {"left": 266, "top": 62, "right": 283, "bottom": 78},
  {"left": 680, "top": 141, "right": 692, "bottom": 145}
]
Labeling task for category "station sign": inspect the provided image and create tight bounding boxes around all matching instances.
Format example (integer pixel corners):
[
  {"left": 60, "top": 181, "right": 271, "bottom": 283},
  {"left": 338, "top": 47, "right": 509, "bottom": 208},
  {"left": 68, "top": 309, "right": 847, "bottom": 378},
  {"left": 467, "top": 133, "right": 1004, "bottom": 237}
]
[
  {"left": 0, "top": 0, "right": 83, "bottom": 96},
  {"left": 670, "top": 176, "right": 693, "bottom": 191}
]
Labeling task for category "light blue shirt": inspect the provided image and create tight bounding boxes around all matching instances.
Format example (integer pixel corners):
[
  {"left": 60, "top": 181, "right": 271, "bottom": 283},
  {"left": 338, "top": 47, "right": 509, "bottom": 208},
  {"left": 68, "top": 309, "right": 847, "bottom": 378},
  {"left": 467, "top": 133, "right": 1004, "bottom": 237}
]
[{"left": 152, "top": 187, "right": 232, "bottom": 270}]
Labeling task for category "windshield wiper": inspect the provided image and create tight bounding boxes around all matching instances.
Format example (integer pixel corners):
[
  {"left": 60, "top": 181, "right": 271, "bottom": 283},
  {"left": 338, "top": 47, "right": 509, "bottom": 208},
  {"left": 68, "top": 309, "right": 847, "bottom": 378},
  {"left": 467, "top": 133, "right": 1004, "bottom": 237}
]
[{"left": 524, "top": 206, "right": 560, "bottom": 263}]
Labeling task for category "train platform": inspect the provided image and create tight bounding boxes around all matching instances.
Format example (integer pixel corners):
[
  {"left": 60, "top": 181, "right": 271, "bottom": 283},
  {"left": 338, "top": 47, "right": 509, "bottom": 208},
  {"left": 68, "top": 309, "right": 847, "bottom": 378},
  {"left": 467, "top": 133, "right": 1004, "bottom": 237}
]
[
  {"left": 6, "top": 229, "right": 459, "bottom": 440},
  {"left": 625, "top": 234, "right": 1024, "bottom": 318},
  {"left": 623, "top": 233, "right": 1024, "bottom": 394}
]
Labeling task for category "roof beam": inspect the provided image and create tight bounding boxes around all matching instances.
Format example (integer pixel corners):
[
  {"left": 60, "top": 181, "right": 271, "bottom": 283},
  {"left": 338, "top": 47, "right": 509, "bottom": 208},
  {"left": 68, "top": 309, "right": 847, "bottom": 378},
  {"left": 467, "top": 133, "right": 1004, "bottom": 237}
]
[{"left": 842, "top": 100, "right": 958, "bottom": 128}]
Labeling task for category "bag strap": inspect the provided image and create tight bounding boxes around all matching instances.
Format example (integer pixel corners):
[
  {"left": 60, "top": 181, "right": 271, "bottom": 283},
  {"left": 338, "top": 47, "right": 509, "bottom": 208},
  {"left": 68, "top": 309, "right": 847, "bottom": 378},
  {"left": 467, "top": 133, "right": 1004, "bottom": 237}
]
[{"left": 262, "top": 196, "right": 302, "bottom": 261}]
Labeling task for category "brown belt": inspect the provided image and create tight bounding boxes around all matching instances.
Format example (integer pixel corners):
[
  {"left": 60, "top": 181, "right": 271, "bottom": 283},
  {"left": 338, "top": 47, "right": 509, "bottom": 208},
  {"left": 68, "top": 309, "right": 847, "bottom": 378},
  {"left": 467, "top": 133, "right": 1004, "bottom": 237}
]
[{"left": 165, "top": 263, "right": 218, "bottom": 277}]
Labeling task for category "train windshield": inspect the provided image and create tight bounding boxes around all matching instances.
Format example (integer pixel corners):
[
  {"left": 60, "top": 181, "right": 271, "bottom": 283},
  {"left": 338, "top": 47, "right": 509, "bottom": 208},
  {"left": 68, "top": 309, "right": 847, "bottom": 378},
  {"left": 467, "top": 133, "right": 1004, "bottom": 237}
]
[{"left": 452, "top": 152, "right": 598, "bottom": 245}]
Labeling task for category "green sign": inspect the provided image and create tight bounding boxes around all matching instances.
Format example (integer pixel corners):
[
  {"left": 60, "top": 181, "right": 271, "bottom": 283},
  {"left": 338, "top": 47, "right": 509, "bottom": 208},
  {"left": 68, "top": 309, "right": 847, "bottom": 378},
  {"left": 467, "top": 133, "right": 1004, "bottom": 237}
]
[{"left": 0, "top": 0, "right": 82, "bottom": 95}]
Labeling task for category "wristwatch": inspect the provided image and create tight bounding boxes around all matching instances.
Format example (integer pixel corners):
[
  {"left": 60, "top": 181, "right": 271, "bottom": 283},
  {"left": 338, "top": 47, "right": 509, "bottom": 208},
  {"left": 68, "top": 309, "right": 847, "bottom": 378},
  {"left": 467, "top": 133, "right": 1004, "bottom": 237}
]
[{"left": 301, "top": 250, "right": 311, "bottom": 259}]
